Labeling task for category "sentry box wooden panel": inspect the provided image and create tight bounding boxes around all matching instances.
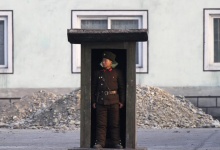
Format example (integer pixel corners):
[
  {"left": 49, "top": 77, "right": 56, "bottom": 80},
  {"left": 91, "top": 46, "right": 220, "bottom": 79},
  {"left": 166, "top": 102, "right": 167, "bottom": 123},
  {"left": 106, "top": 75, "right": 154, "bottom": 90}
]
[{"left": 68, "top": 29, "right": 148, "bottom": 149}]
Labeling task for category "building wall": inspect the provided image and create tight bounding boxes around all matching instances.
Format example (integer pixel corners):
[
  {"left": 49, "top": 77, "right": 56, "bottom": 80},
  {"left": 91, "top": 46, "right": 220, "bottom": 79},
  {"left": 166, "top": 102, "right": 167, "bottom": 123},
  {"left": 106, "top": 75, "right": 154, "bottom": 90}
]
[
  {"left": 1, "top": 0, "right": 220, "bottom": 120},
  {"left": 0, "top": 0, "right": 220, "bottom": 89}
]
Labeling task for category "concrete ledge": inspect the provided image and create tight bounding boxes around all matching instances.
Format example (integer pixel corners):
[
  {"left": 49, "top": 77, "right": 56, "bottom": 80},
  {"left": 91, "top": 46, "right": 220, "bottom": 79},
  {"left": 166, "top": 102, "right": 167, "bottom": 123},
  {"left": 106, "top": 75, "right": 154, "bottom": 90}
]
[
  {"left": 2, "top": 86, "right": 220, "bottom": 98},
  {"left": 160, "top": 86, "right": 220, "bottom": 96},
  {"left": 0, "top": 88, "right": 79, "bottom": 98}
]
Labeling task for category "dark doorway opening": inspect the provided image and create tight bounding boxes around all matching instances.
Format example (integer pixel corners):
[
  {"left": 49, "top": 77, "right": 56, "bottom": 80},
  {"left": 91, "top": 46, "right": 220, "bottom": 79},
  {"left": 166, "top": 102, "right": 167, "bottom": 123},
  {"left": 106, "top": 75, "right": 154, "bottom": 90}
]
[{"left": 91, "top": 49, "right": 127, "bottom": 148}]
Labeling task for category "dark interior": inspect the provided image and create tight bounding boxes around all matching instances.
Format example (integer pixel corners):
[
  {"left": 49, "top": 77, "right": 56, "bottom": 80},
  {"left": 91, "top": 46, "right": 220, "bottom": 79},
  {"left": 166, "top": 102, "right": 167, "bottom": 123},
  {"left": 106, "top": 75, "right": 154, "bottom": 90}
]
[{"left": 91, "top": 49, "right": 127, "bottom": 148}]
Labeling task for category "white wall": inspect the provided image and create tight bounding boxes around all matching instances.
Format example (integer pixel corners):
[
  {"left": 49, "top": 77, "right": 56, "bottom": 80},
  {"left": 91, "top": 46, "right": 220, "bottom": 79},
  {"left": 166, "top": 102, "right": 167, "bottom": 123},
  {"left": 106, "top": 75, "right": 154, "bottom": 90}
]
[
  {"left": 0, "top": 0, "right": 220, "bottom": 88},
  {"left": 137, "top": 0, "right": 220, "bottom": 87}
]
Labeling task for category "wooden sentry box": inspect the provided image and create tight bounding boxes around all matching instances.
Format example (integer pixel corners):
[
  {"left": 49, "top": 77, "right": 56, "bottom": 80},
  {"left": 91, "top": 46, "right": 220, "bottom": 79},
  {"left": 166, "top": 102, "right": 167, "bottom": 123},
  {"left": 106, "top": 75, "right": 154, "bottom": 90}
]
[{"left": 68, "top": 29, "right": 148, "bottom": 149}]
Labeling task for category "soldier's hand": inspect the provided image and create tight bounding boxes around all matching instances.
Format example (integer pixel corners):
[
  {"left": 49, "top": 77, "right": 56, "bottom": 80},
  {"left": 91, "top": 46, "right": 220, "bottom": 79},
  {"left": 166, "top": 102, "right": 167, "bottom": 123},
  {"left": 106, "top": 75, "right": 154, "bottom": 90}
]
[
  {"left": 93, "top": 103, "right": 96, "bottom": 109},
  {"left": 119, "top": 102, "right": 123, "bottom": 109}
]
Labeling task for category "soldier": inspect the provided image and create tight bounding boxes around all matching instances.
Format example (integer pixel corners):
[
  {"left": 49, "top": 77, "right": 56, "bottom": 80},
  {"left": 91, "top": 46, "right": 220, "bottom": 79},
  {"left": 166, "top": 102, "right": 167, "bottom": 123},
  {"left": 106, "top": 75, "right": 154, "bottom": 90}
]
[{"left": 92, "top": 51, "right": 125, "bottom": 149}]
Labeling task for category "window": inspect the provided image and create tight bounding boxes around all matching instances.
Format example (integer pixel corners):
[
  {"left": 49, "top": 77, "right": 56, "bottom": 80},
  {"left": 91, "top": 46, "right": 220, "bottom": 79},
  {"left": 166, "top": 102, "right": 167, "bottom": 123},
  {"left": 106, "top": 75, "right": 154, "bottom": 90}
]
[
  {"left": 204, "top": 9, "right": 220, "bottom": 71},
  {"left": 0, "top": 10, "right": 13, "bottom": 74},
  {"left": 71, "top": 10, "right": 148, "bottom": 73}
]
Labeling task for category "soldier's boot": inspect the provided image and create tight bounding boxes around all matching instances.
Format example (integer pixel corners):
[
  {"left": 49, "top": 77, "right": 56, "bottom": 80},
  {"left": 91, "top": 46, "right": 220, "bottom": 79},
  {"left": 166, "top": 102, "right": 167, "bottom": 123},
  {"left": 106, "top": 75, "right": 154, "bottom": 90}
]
[
  {"left": 93, "top": 143, "right": 103, "bottom": 149},
  {"left": 114, "top": 144, "right": 123, "bottom": 149}
]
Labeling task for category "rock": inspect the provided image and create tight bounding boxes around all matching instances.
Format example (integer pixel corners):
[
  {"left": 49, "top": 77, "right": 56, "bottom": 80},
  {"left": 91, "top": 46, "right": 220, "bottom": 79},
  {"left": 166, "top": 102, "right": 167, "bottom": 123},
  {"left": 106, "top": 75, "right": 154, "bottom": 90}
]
[
  {"left": 0, "top": 122, "right": 9, "bottom": 128},
  {"left": 75, "top": 121, "right": 80, "bottom": 125},
  {"left": 69, "top": 120, "right": 75, "bottom": 125},
  {"left": 212, "top": 120, "right": 220, "bottom": 127},
  {"left": 12, "top": 123, "right": 20, "bottom": 129},
  {"left": 12, "top": 116, "right": 18, "bottom": 121}
]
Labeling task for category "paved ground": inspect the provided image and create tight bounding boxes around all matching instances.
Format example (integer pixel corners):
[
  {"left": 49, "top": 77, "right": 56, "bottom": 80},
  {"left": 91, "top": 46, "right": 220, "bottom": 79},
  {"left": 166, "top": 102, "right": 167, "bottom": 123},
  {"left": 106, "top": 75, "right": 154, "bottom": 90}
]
[{"left": 0, "top": 128, "right": 220, "bottom": 150}]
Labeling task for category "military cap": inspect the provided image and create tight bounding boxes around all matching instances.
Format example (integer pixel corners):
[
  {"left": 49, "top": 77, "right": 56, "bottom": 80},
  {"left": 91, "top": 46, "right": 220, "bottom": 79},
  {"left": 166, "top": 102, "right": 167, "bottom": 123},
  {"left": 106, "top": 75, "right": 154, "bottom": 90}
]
[{"left": 100, "top": 51, "right": 118, "bottom": 68}]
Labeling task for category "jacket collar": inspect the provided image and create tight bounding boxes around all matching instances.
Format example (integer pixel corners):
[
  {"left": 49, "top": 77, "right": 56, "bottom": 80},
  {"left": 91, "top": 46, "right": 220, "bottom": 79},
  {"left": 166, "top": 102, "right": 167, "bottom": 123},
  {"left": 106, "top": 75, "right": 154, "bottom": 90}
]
[{"left": 103, "top": 67, "right": 113, "bottom": 72}]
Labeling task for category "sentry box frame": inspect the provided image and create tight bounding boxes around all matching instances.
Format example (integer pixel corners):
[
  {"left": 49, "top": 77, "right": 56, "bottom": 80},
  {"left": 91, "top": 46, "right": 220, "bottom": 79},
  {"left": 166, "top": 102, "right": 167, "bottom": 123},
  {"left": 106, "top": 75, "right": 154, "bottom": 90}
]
[{"left": 68, "top": 29, "right": 148, "bottom": 149}]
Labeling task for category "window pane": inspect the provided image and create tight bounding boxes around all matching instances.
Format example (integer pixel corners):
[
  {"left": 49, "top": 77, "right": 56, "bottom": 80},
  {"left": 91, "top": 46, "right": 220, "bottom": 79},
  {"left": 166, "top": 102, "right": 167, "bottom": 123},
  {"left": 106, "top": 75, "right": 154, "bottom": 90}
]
[
  {"left": 81, "top": 20, "right": 107, "bottom": 29},
  {"left": 0, "top": 21, "right": 4, "bottom": 65},
  {"left": 111, "top": 20, "right": 139, "bottom": 29},
  {"left": 214, "top": 18, "right": 220, "bottom": 62},
  {"left": 111, "top": 20, "right": 139, "bottom": 64}
]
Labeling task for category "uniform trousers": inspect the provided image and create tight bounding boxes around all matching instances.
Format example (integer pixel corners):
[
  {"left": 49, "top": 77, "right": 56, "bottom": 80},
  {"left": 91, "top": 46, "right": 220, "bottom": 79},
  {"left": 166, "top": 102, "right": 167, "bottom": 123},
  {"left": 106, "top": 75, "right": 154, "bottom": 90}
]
[{"left": 95, "top": 103, "right": 120, "bottom": 147}]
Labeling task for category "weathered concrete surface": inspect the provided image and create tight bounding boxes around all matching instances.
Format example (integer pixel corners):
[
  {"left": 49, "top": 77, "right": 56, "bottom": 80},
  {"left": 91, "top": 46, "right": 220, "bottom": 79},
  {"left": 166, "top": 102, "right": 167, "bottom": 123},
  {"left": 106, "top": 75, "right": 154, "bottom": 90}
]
[{"left": 0, "top": 128, "right": 220, "bottom": 150}]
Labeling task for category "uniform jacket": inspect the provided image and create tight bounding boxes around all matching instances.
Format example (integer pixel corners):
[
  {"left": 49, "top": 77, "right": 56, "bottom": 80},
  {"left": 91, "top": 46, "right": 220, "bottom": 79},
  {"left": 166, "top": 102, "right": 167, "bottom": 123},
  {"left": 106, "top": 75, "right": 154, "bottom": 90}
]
[{"left": 91, "top": 68, "right": 125, "bottom": 105}]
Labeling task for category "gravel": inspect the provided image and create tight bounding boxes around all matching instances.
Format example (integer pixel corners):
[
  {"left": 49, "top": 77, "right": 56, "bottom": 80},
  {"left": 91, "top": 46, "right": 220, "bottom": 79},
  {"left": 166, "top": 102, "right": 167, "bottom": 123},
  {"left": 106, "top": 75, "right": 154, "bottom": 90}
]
[{"left": 0, "top": 85, "right": 219, "bottom": 131}]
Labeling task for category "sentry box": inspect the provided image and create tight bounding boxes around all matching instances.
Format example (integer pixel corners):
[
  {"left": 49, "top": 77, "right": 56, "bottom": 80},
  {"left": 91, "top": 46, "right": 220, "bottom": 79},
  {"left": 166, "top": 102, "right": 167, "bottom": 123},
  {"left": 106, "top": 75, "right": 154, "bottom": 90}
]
[{"left": 67, "top": 29, "right": 148, "bottom": 149}]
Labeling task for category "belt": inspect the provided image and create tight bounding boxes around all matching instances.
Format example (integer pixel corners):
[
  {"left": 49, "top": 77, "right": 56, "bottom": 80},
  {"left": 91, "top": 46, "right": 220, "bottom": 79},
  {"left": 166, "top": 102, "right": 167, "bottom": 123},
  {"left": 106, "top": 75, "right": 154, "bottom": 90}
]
[{"left": 100, "top": 90, "right": 117, "bottom": 95}]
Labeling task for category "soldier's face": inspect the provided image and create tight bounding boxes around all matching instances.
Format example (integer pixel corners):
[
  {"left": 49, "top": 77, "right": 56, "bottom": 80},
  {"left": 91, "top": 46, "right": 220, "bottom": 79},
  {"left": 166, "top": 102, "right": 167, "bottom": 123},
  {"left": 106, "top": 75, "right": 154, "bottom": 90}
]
[{"left": 102, "top": 58, "right": 112, "bottom": 68}]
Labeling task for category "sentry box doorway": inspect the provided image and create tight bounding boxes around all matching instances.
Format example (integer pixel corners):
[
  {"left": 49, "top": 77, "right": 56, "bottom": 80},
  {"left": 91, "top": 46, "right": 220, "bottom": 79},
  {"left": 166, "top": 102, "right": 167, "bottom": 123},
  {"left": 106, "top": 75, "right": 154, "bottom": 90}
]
[
  {"left": 91, "top": 48, "right": 127, "bottom": 148},
  {"left": 67, "top": 29, "right": 148, "bottom": 149}
]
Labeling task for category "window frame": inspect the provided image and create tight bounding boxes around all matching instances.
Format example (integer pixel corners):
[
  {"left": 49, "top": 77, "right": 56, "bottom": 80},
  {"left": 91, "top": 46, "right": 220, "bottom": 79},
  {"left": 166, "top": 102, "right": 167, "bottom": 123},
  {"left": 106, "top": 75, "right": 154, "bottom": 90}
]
[
  {"left": 71, "top": 10, "right": 148, "bottom": 73},
  {"left": 204, "top": 9, "right": 220, "bottom": 71},
  {"left": 0, "top": 10, "right": 13, "bottom": 74}
]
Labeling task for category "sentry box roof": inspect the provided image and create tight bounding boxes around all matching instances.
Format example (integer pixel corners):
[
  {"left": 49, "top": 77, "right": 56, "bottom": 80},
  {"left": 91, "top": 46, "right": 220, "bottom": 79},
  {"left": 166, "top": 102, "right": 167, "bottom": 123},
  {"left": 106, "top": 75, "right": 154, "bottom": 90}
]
[{"left": 67, "top": 29, "right": 148, "bottom": 44}]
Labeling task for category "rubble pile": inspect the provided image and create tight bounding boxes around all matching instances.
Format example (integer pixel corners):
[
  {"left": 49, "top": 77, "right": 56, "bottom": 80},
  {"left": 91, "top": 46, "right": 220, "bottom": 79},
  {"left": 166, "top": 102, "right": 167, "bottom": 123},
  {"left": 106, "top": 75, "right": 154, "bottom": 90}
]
[
  {"left": 136, "top": 85, "right": 220, "bottom": 129},
  {"left": 0, "top": 90, "right": 81, "bottom": 130},
  {"left": 0, "top": 85, "right": 219, "bottom": 130}
]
